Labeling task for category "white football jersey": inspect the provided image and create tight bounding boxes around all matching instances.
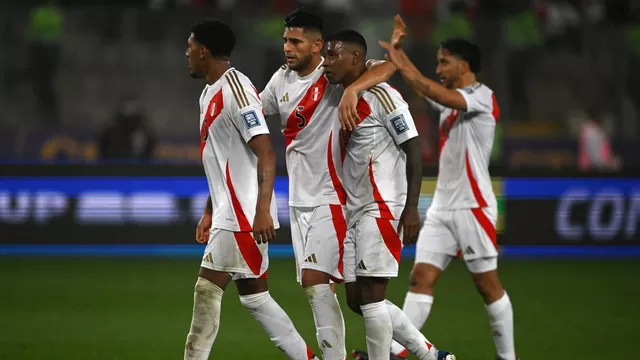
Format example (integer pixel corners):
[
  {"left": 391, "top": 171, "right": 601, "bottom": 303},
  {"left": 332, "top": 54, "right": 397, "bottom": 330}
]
[
  {"left": 342, "top": 83, "right": 418, "bottom": 225},
  {"left": 428, "top": 82, "right": 500, "bottom": 210},
  {"left": 260, "top": 60, "right": 346, "bottom": 207},
  {"left": 199, "top": 68, "right": 279, "bottom": 232}
]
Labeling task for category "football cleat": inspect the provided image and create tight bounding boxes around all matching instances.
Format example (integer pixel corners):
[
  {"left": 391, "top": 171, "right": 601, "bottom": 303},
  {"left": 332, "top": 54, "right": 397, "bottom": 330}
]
[
  {"left": 437, "top": 350, "right": 456, "bottom": 360},
  {"left": 351, "top": 350, "right": 407, "bottom": 360}
]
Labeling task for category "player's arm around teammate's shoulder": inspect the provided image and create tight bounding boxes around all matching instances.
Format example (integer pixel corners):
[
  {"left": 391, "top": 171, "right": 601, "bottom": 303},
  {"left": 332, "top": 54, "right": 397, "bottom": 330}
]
[
  {"left": 259, "top": 65, "right": 287, "bottom": 118},
  {"left": 338, "top": 59, "right": 397, "bottom": 131},
  {"left": 379, "top": 15, "right": 469, "bottom": 111}
]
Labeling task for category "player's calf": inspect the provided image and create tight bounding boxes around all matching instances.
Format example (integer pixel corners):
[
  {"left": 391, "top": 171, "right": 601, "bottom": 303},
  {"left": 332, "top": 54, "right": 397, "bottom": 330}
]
[
  {"left": 237, "top": 278, "right": 319, "bottom": 360},
  {"left": 469, "top": 267, "right": 516, "bottom": 360},
  {"left": 184, "top": 273, "right": 228, "bottom": 360},
  {"left": 357, "top": 277, "right": 393, "bottom": 359},
  {"left": 302, "top": 269, "right": 346, "bottom": 360}
]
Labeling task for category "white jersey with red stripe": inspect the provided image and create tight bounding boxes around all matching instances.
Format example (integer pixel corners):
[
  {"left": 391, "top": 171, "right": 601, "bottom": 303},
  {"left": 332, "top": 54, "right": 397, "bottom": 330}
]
[
  {"left": 342, "top": 83, "right": 419, "bottom": 226},
  {"left": 199, "top": 67, "right": 279, "bottom": 232},
  {"left": 260, "top": 60, "right": 346, "bottom": 207},
  {"left": 429, "top": 82, "right": 500, "bottom": 210}
]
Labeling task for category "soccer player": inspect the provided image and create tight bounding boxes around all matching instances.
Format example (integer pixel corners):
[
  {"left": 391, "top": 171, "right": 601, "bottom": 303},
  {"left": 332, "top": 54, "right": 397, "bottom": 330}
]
[
  {"left": 378, "top": 16, "right": 517, "bottom": 360},
  {"left": 322, "top": 29, "right": 456, "bottom": 360},
  {"left": 260, "top": 9, "right": 396, "bottom": 360},
  {"left": 183, "top": 19, "right": 319, "bottom": 360}
]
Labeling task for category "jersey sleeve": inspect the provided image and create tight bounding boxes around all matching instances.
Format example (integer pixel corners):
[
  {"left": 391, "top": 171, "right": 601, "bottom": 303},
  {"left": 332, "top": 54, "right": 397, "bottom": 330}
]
[
  {"left": 456, "top": 86, "right": 493, "bottom": 114},
  {"left": 259, "top": 68, "right": 281, "bottom": 116},
  {"left": 368, "top": 86, "right": 419, "bottom": 145},
  {"left": 227, "top": 81, "right": 270, "bottom": 143}
]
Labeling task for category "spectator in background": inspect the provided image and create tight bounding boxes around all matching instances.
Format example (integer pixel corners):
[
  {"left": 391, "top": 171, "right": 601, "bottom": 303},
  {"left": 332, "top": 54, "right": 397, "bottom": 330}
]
[
  {"left": 505, "top": 0, "right": 543, "bottom": 121},
  {"left": 626, "top": 3, "right": 640, "bottom": 133},
  {"left": 578, "top": 106, "right": 621, "bottom": 172},
  {"left": 27, "top": 0, "right": 63, "bottom": 124},
  {"left": 543, "top": 0, "right": 582, "bottom": 52},
  {"left": 99, "top": 96, "right": 157, "bottom": 161},
  {"left": 430, "top": 0, "right": 473, "bottom": 46}
]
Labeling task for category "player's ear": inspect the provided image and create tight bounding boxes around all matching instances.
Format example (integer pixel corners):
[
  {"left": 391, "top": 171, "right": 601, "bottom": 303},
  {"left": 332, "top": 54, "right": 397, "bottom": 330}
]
[
  {"left": 199, "top": 46, "right": 207, "bottom": 60},
  {"left": 313, "top": 38, "right": 324, "bottom": 54},
  {"left": 352, "top": 50, "right": 361, "bottom": 66},
  {"left": 461, "top": 60, "right": 470, "bottom": 74}
]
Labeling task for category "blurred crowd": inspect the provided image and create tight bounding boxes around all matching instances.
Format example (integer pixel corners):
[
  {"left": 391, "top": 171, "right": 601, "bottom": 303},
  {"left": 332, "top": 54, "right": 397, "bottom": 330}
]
[{"left": 1, "top": 0, "right": 639, "bottom": 170}]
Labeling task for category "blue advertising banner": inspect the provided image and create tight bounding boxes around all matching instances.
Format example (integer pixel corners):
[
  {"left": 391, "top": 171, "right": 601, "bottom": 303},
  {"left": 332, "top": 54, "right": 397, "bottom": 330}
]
[
  {"left": 1, "top": 165, "right": 639, "bottom": 257},
  {"left": 503, "top": 178, "right": 639, "bottom": 245}
]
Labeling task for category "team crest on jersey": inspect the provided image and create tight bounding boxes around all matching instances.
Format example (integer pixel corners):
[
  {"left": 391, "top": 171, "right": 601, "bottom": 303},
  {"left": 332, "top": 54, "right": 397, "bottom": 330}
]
[
  {"left": 390, "top": 114, "right": 409, "bottom": 135},
  {"left": 312, "top": 86, "right": 321, "bottom": 101},
  {"left": 242, "top": 110, "right": 261, "bottom": 129}
]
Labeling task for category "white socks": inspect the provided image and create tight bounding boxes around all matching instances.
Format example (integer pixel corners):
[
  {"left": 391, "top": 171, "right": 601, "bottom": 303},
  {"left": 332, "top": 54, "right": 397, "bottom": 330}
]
[
  {"left": 240, "top": 291, "right": 313, "bottom": 360},
  {"left": 361, "top": 301, "right": 393, "bottom": 360},
  {"left": 390, "top": 292, "right": 434, "bottom": 357},
  {"left": 485, "top": 292, "right": 515, "bottom": 360},
  {"left": 387, "top": 300, "right": 439, "bottom": 360},
  {"left": 305, "top": 284, "right": 346, "bottom": 360},
  {"left": 184, "top": 277, "right": 224, "bottom": 360}
]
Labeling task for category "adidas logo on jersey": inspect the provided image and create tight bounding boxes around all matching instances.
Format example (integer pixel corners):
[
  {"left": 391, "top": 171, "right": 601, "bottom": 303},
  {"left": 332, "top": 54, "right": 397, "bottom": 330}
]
[
  {"left": 304, "top": 253, "right": 318, "bottom": 264},
  {"left": 280, "top": 93, "right": 289, "bottom": 102},
  {"left": 320, "top": 340, "right": 332, "bottom": 349},
  {"left": 356, "top": 260, "right": 367, "bottom": 270},
  {"left": 464, "top": 246, "right": 475, "bottom": 255},
  {"left": 203, "top": 253, "right": 213, "bottom": 264}
]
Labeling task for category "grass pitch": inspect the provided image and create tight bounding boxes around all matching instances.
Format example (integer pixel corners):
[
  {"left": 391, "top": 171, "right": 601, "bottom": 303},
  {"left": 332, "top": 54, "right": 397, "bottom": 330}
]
[{"left": 0, "top": 257, "right": 638, "bottom": 359}]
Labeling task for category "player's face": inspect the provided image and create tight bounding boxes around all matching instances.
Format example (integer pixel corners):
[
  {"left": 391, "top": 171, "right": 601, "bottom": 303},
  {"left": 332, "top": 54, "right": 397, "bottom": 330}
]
[
  {"left": 322, "top": 41, "right": 355, "bottom": 85},
  {"left": 436, "top": 48, "right": 464, "bottom": 89},
  {"left": 283, "top": 27, "right": 318, "bottom": 72},
  {"left": 186, "top": 33, "right": 204, "bottom": 78}
]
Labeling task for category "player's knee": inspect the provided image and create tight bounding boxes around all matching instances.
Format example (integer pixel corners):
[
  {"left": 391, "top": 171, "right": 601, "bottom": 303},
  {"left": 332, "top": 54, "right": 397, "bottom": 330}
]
[
  {"left": 471, "top": 270, "right": 504, "bottom": 304},
  {"left": 344, "top": 283, "right": 362, "bottom": 315},
  {"left": 409, "top": 264, "right": 438, "bottom": 294},
  {"left": 346, "top": 294, "right": 362, "bottom": 315},
  {"left": 301, "top": 269, "right": 331, "bottom": 288}
]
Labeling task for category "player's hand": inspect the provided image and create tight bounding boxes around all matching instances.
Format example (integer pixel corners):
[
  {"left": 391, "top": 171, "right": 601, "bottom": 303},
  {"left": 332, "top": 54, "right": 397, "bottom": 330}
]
[
  {"left": 252, "top": 211, "right": 276, "bottom": 244},
  {"left": 397, "top": 206, "right": 420, "bottom": 244},
  {"left": 379, "top": 41, "right": 404, "bottom": 70},
  {"left": 390, "top": 15, "right": 407, "bottom": 49},
  {"left": 338, "top": 87, "right": 360, "bottom": 132},
  {"left": 196, "top": 212, "right": 212, "bottom": 244}
]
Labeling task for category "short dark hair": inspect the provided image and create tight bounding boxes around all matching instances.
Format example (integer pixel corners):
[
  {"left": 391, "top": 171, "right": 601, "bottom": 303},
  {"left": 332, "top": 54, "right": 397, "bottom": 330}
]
[
  {"left": 325, "top": 29, "right": 367, "bottom": 56},
  {"left": 189, "top": 19, "right": 236, "bottom": 57},
  {"left": 284, "top": 8, "right": 324, "bottom": 35},
  {"left": 440, "top": 38, "right": 481, "bottom": 73}
]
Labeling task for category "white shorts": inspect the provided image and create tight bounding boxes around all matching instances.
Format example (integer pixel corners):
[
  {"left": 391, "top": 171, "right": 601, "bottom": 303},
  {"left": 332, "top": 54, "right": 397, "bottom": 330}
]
[
  {"left": 343, "top": 213, "right": 403, "bottom": 283},
  {"left": 200, "top": 228, "right": 269, "bottom": 280},
  {"left": 415, "top": 206, "right": 498, "bottom": 274},
  {"left": 290, "top": 204, "right": 347, "bottom": 283}
]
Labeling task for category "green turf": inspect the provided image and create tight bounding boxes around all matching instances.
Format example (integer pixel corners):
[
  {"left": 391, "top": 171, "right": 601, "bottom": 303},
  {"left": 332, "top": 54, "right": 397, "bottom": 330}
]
[{"left": 0, "top": 257, "right": 638, "bottom": 359}]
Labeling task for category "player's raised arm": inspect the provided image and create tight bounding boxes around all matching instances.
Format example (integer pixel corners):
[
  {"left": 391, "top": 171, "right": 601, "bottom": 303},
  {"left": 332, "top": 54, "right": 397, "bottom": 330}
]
[
  {"left": 379, "top": 15, "right": 469, "bottom": 111},
  {"left": 338, "top": 60, "right": 397, "bottom": 131}
]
